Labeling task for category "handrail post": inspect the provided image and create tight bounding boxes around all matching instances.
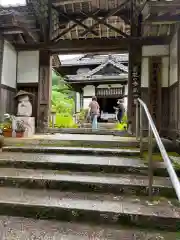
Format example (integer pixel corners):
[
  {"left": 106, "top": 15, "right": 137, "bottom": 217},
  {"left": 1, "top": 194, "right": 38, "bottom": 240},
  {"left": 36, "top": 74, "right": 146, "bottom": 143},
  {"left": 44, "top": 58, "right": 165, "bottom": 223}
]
[
  {"left": 148, "top": 123, "right": 153, "bottom": 198},
  {"left": 138, "top": 97, "right": 180, "bottom": 201},
  {"left": 136, "top": 100, "right": 139, "bottom": 140},
  {"left": 139, "top": 104, "right": 143, "bottom": 157}
]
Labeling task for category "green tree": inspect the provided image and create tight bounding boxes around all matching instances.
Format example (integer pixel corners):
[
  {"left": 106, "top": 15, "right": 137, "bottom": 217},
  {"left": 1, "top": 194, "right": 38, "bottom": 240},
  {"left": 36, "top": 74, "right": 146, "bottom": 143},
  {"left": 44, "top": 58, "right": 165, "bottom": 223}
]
[{"left": 51, "top": 70, "right": 75, "bottom": 116}]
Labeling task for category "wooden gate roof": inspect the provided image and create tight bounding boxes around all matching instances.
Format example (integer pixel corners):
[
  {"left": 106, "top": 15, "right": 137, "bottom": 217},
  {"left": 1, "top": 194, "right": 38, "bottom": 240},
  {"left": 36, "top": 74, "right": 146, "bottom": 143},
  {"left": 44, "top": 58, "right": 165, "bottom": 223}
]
[{"left": 0, "top": 0, "right": 179, "bottom": 53}]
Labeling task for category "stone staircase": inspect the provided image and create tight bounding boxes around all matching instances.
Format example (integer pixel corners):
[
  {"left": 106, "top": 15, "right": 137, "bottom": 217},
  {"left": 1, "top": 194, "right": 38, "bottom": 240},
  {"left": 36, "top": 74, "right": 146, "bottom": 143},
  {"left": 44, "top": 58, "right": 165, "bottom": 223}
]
[{"left": 0, "top": 135, "right": 179, "bottom": 239}]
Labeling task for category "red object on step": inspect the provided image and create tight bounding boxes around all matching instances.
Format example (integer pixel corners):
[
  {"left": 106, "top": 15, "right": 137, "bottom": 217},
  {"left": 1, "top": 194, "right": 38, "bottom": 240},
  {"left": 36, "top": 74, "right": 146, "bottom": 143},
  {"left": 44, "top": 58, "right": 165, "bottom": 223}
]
[{"left": 16, "top": 132, "right": 24, "bottom": 138}]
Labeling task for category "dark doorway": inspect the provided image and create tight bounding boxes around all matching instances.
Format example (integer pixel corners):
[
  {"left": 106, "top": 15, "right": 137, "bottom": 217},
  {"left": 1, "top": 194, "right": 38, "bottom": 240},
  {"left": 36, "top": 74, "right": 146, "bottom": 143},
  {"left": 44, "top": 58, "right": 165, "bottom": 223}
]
[
  {"left": 97, "top": 97, "right": 118, "bottom": 122},
  {"left": 98, "top": 98, "right": 117, "bottom": 113}
]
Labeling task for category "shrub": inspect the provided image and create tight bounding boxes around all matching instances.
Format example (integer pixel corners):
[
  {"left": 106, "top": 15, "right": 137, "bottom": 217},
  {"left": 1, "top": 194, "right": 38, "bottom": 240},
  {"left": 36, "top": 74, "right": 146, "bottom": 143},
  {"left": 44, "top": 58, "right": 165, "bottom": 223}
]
[
  {"left": 114, "top": 114, "right": 127, "bottom": 131},
  {"left": 76, "top": 108, "right": 89, "bottom": 125},
  {"left": 49, "top": 113, "right": 78, "bottom": 128}
]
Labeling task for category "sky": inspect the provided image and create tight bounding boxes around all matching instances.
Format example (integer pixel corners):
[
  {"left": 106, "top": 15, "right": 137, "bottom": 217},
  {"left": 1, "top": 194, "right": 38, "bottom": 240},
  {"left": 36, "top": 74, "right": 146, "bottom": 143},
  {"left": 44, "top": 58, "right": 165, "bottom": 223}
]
[
  {"left": 1, "top": 0, "right": 26, "bottom": 5},
  {"left": 59, "top": 54, "right": 83, "bottom": 61}
]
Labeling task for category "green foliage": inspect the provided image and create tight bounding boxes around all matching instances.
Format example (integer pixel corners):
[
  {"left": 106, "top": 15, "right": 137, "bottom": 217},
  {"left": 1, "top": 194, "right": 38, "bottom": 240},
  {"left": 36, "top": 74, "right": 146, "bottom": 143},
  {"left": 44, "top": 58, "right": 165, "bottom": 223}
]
[
  {"left": 114, "top": 114, "right": 127, "bottom": 131},
  {"left": 76, "top": 108, "right": 89, "bottom": 125},
  {"left": 52, "top": 71, "right": 63, "bottom": 86},
  {"left": 51, "top": 91, "right": 74, "bottom": 115},
  {"left": 50, "top": 70, "right": 76, "bottom": 128},
  {"left": 50, "top": 113, "right": 78, "bottom": 128}
]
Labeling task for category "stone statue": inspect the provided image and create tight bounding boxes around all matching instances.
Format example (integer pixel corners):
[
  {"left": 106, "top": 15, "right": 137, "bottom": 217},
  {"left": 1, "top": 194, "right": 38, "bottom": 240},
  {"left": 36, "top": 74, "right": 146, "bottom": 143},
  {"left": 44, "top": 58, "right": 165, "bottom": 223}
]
[{"left": 15, "top": 90, "right": 32, "bottom": 117}]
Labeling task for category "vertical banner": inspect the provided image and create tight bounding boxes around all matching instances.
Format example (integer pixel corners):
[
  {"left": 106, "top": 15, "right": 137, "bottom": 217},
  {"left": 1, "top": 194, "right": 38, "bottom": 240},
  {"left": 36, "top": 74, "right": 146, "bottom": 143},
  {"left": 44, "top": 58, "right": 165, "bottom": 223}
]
[{"left": 132, "top": 64, "right": 141, "bottom": 105}]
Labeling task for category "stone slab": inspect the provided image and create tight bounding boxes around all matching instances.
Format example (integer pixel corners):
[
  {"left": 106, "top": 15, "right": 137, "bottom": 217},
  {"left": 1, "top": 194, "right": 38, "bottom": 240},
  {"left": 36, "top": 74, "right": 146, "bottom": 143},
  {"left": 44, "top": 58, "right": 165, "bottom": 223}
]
[
  {"left": 0, "top": 215, "right": 174, "bottom": 240},
  {"left": 0, "top": 187, "right": 178, "bottom": 230},
  {"left": 0, "top": 168, "right": 174, "bottom": 197},
  {"left": 4, "top": 134, "right": 143, "bottom": 148},
  {"left": 2, "top": 146, "right": 140, "bottom": 157},
  {"left": 0, "top": 152, "right": 145, "bottom": 167},
  {"left": 0, "top": 152, "right": 170, "bottom": 177},
  {"left": 48, "top": 127, "right": 131, "bottom": 136},
  {"left": 8, "top": 133, "right": 139, "bottom": 142},
  {"left": 0, "top": 167, "right": 171, "bottom": 188}
]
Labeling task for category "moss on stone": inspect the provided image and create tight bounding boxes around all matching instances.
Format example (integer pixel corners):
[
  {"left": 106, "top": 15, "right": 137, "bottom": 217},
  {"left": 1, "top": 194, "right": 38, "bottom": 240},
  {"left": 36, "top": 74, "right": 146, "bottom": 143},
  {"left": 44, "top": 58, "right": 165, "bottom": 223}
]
[
  {"left": 0, "top": 136, "right": 4, "bottom": 148},
  {"left": 142, "top": 152, "right": 180, "bottom": 162}
]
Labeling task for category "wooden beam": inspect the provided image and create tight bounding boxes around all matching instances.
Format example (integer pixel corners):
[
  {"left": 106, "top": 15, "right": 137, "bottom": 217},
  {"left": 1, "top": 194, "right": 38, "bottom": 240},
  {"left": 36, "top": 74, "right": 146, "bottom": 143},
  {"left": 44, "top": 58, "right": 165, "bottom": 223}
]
[
  {"left": 52, "top": 0, "right": 89, "bottom": 6},
  {"left": 52, "top": 10, "right": 100, "bottom": 42},
  {"left": 144, "top": 14, "right": 180, "bottom": 23},
  {"left": 14, "top": 36, "right": 171, "bottom": 53},
  {"left": 1, "top": 27, "right": 40, "bottom": 35},
  {"left": 17, "top": 23, "right": 38, "bottom": 42},
  {"left": 58, "top": 11, "right": 99, "bottom": 36},
  {"left": 57, "top": 9, "right": 129, "bottom": 21},
  {"left": 2, "top": 29, "right": 23, "bottom": 34},
  {"left": 88, "top": 14, "right": 129, "bottom": 38},
  {"left": 48, "top": 0, "right": 53, "bottom": 42},
  {"left": 80, "top": 0, "right": 131, "bottom": 36},
  {"left": 19, "top": 33, "right": 26, "bottom": 43}
]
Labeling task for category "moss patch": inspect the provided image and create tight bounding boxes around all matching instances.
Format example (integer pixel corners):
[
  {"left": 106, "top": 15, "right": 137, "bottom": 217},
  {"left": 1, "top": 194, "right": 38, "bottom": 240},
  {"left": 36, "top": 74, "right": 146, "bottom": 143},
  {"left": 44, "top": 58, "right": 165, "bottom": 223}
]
[
  {"left": 142, "top": 151, "right": 180, "bottom": 171},
  {"left": 142, "top": 152, "right": 180, "bottom": 162}
]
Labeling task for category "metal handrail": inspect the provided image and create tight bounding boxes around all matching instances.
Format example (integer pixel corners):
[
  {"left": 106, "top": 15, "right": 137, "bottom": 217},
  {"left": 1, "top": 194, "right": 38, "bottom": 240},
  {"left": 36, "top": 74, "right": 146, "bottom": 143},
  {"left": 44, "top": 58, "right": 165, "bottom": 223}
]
[{"left": 136, "top": 98, "right": 180, "bottom": 201}]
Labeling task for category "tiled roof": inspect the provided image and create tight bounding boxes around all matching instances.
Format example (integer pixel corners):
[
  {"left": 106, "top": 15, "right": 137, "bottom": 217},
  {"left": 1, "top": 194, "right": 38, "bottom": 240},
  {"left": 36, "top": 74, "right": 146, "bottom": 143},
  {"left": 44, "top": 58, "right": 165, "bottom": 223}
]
[
  {"left": 60, "top": 54, "right": 128, "bottom": 66},
  {"left": 67, "top": 74, "right": 128, "bottom": 81},
  {"left": 86, "top": 59, "right": 128, "bottom": 77},
  {"left": 66, "top": 58, "right": 128, "bottom": 81}
]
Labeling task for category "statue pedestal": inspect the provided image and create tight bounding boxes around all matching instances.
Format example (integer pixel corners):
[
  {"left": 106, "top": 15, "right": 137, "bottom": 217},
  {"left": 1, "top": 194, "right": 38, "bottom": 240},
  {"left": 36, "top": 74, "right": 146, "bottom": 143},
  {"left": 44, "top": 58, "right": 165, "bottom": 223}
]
[{"left": 13, "top": 117, "right": 35, "bottom": 138}]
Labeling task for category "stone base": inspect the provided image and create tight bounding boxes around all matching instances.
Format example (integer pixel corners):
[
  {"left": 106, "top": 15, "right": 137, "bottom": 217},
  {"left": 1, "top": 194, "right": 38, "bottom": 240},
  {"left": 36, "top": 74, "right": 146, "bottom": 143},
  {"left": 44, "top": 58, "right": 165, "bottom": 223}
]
[{"left": 12, "top": 117, "right": 35, "bottom": 138}]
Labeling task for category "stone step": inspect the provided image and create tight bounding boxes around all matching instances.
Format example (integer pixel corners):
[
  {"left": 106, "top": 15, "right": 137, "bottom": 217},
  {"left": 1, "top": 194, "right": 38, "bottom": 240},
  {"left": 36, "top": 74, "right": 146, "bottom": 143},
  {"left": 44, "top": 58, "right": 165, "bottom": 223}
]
[
  {"left": 0, "top": 187, "right": 178, "bottom": 231},
  {"left": 0, "top": 152, "right": 170, "bottom": 176},
  {"left": 48, "top": 127, "right": 130, "bottom": 136},
  {"left": 2, "top": 146, "right": 140, "bottom": 157},
  {"left": 0, "top": 168, "right": 175, "bottom": 197},
  {"left": 0, "top": 215, "right": 175, "bottom": 240},
  {"left": 4, "top": 134, "right": 142, "bottom": 148}
]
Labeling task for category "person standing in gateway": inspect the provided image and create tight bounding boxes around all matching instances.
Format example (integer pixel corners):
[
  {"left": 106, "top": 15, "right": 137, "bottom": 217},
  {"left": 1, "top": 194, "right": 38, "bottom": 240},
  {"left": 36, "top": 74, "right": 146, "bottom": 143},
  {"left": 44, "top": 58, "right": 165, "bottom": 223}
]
[{"left": 88, "top": 96, "right": 100, "bottom": 130}]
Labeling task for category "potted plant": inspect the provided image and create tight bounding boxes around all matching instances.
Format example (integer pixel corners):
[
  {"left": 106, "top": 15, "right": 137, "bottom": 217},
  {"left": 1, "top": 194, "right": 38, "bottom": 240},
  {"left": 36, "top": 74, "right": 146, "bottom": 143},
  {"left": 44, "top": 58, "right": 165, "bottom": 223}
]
[
  {"left": 15, "top": 120, "right": 26, "bottom": 138},
  {"left": 2, "top": 123, "right": 12, "bottom": 137},
  {"left": 2, "top": 114, "right": 13, "bottom": 137}
]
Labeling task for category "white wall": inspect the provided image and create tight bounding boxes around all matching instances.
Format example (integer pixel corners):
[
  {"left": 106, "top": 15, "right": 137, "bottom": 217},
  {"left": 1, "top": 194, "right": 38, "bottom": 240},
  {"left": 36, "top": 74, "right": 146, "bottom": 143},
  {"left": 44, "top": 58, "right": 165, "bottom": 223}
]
[
  {"left": 83, "top": 98, "right": 91, "bottom": 109},
  {"left": 83, "top": 85, "right": 95, "bottom": 96},
  {"left": 142, "top": 45, "right": 169, "bottom": 57},
  {"left": 97, "top": 84, "right": 123, "bottom": 88},
  {"left": 141, "top": 57, "right": 149, "bottom": 87},
  {"left": 169, "top": 32, "right": 178, "bottom": 86},
  {"left": 1, "top": 41, "right": 17, "bottom": 88},
  {"left": 17, "top": 51, "right": 39, "bottom": 83},
  {"left": 141, "top": 55, "right": 169, "bottom": 88},
  {"left": 76, "top": 92, "right": 80, "bottom": 112}
]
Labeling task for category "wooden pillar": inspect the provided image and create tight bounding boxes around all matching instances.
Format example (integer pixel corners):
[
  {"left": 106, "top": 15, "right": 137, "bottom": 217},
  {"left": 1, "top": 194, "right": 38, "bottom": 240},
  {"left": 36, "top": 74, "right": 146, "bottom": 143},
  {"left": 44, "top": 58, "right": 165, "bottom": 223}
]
[
  {"left": 178, "top": 27, "right": 180, "bottom": 134},
  {"left": 80, "top": 88, "right": 83, "bottom": 109},
  {"left": 37, "top": 50, "right": 52, "bottom": 132},
  {"left": 0, "top": 37, "right": 4, "bottom": 121},
  {"left": 128, "top": 2, "right": 142, "bottom": 133}
]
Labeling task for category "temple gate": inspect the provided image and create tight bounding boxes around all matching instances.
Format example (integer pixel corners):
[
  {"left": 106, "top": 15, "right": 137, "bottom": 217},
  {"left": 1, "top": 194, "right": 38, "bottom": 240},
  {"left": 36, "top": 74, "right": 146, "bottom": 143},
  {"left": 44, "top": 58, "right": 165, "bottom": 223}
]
[{"left": 0, "top": 0, "right": 179, "bottom": 140}]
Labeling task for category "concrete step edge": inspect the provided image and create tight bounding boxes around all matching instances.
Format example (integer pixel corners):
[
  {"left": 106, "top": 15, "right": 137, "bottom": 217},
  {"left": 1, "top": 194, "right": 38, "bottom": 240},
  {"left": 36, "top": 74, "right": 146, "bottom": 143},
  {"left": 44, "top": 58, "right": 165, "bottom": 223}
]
[
  {"left": 0, "top": 187, "right": 178, "bottom": 231},
  {"left": 2, "top": 146, "right": 140, "bottom": 156},
  {"left": 0, "top": 215, "right": 175, "bottom": 240}
]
